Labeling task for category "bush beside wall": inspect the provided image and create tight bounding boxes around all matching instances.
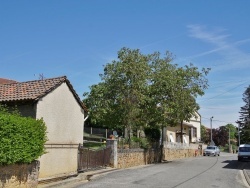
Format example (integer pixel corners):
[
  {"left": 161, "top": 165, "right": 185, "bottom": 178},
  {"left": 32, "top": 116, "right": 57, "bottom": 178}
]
[
  {"left": 0, "top": 105, "right": 47, "bottom": 165},
  {"left": 0, "top": 105, "right": 47, "bottom": 187}
]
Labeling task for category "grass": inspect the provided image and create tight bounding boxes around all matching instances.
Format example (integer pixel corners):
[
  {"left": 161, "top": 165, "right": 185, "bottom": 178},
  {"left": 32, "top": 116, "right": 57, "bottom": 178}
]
[{"left": 83, "top": 141, "right": 106, "bottom": 149}]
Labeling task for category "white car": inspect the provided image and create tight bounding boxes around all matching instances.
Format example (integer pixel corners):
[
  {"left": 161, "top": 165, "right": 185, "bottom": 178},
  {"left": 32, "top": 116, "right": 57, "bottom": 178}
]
[
  {"left": 238, "top": 144, "right": 250, "bottom": 161},
  {"left": 203, "top": 146, "right": 220, "bottom": 156}
]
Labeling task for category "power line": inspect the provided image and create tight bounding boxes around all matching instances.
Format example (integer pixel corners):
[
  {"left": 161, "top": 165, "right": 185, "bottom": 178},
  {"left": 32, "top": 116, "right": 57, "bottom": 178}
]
[
  {"left": 199, "top": 80, "right": 249, "bottom": 103},
  {"left": 201, "top": 116, "right": 235, "bottom": 125}
]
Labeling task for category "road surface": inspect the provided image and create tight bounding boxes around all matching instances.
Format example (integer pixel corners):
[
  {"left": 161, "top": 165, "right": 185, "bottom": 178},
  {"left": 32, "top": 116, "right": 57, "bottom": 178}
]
[{"left": 73, "top": 152, "right": 249, "bottom": 188}]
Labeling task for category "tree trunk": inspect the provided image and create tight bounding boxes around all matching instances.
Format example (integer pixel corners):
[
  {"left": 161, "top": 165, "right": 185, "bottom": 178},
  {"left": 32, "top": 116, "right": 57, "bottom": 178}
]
[{"left": 181, "top": 120, "right": 183, "bottom": 143}]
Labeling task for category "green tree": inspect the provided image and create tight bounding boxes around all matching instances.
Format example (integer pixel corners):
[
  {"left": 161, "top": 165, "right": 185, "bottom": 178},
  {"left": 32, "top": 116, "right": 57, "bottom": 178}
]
[
  {"left": 83, "top": 47, "right": 210, "bottom": 144},
  {"left": 141, "top": 51, "right": 177, "bottom": 135},
  {"left": 237, "top": 86, "right": 250, "bottom": 144},
  {"left": 144, "top": 55, "right": 210, "bottom": 143},
  {"left": 171, "top": 65, "right": 210, "bottom": 143},
  {"left": 212, "top": 124, "right": 237, "bottom": 152},
  {"left": 213, "top": 126, "right": 229, "bottom": 146},
  {"left": 225, "top": 124, "right": 237, "bottom": 141},
  {"left": 201, "top": 124, "right": 209, "bottom": 144},
  {"left": 83, "top": 48, "right": 151, "bottom": 139}
]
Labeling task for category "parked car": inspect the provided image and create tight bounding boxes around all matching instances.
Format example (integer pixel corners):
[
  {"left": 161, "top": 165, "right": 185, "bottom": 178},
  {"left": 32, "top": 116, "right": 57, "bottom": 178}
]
[
  {"left": 238, "top": 144, "right": 250, "bottom": 161},
  {"left": 203, "top": 146, "right": 220, "bottom": 156}
]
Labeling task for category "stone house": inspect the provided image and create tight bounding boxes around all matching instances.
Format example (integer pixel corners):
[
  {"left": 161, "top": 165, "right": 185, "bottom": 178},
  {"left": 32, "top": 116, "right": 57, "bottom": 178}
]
[
  {"left": 163, "top": 112, "right": 201, "bottom": 144},
  {"left": 0, "top": 76, "right": 88, "bottom": 179}
]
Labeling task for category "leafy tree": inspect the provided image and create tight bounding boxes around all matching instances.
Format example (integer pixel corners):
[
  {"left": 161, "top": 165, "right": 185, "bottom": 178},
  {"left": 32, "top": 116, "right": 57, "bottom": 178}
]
[
  {"left": 225, "top": 124, "right": 237, "bottom": 142},
  {"left": 146, "top": 57, "right": 210, "bottom": 143},
  {"left": 83, "top": 47, "right": 210, "bottom": 144},
  {"left": 83, "top": 48, "right": 151, "bottom": 139},
  {"left": 200, "top": 124, "right": 209, "bottom": 144},
  {"left": 171, "top": 65, "right": 210, "bottom": 143},
  {"left": 144, "top": 127, "right": 161, "bottom": 143},
  {"left": 212, "top": 124, "right": 237, "bottom": 147},
  {"left": 237, "top": 86, "right": 250, "bottom": 144},
  {"left": 213, "top": 126, "right": 228, "bottom": 146}
]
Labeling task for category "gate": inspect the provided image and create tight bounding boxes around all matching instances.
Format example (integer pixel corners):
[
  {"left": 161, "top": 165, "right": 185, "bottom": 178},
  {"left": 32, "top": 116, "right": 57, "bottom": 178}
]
[{"left": 78, "top": 144, "right": 112, "bottom": 172}]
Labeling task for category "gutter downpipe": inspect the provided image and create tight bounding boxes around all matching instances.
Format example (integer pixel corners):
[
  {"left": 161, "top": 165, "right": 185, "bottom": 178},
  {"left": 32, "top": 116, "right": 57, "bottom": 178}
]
[
  {"left": 84, "top": 114, "right": 89, "bottom": 122},
  {"left": 83, "top": 113, "right": 89, "bottom": 143}
]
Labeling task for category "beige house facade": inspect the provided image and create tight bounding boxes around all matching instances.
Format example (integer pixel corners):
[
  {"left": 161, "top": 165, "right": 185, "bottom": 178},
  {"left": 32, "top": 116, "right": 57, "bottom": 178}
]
[
  {"left": 164, "top": 112, "right": 201, "bottom": 145},
  {"left": 0, "top": 76, "right": 88, "bottom": 179}
]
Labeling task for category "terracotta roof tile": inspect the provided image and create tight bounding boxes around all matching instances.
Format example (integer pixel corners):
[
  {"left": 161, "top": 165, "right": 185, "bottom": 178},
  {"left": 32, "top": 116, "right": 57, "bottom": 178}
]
[
  {"left": 0, "top": 76, "right": 88, "bottom": 112},
  {"left": 0, "top": 78, "right": 17, "bottom": 84}
]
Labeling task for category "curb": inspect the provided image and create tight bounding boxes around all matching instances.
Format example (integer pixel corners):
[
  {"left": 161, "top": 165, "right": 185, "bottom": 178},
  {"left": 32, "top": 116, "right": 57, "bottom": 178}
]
[
  {"left": 38, "top": 177, "right": 87, "bottom": 188},
  {"left": 38, "top": 168, "right": 117, "bottom": 188},
  {"left": 243, "top": 169, "right": 250, "bottom": 187}
]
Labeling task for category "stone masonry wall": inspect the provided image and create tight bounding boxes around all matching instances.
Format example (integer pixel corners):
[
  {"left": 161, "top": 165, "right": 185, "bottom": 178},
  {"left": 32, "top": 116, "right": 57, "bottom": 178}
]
[
  {"left": 117, "top": 148, "right": 161, "bottom": 169},
  {"left": 118, "top": 149, "right": 145, "bottom": 168},
  {"left": 0, "top": 160, "right": 39, "bottom": 188},
  {"left": 117, "top": 147, "right": 201, "bottom": 169},
  {"left": 163, "top": 148, "right": 199, "bottom": 161}
]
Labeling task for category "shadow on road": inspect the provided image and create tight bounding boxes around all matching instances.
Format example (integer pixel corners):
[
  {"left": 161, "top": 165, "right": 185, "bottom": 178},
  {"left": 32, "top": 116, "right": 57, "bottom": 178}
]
[{"left": 222, "top": 160, "right": 250, "bottom": 170}]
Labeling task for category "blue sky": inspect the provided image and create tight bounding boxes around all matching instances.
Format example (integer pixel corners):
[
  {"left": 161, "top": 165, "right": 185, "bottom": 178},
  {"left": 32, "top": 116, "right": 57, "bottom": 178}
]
[{"left": 1, "top": 1, "right": 250, "bottom": 128}]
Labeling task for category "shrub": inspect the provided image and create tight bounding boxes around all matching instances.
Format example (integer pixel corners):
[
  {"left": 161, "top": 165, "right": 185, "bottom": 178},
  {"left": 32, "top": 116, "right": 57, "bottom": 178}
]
[
  {"left": 144, "top": 127, "right": 161, "bottom": 142},
  {"left": 0, "top": 105, "right": 47, "bottom": 165},
  {"left": 131, "top": 136, "right": 150, "bottom": 149}
]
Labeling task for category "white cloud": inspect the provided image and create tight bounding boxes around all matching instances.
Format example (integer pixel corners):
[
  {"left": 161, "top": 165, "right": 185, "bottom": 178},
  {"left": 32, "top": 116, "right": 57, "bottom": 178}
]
[{"left": 186, "top": 24, "right": 250, "bottom": 71}]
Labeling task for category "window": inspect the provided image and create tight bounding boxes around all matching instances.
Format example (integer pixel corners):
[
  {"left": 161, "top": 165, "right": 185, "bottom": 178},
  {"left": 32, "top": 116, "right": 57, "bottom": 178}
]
[
  {"left": 183, "top": 136, "right": 187, "bottom": 143},
  {"left": 169, "top": 133, "right": 174, "bottom": 142},
  {"left": 239, "top": 147, "right": 250, "bottom": 152},
  {"left": 193, "top": 127, "right": 197, "bottom": 137}
]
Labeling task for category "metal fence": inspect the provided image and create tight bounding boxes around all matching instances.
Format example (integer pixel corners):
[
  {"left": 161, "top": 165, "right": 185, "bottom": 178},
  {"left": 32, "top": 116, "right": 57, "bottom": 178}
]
[
  {"left": 78, "top": 144, "right": 112, "bottom": 172},
  {"left": 84, "top": 127, "right": 116, "bottom": 142}
]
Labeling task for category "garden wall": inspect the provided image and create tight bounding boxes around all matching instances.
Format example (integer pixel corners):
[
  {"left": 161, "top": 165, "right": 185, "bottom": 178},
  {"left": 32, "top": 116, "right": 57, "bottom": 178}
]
[
  {"left": 0, "top": 161, "right": 39, "bottom": 188},
  {"left": 163, "top": 148, "right": 197, "bottom": 161},
  {"left": 116, "top": 145, "right": 204, "bottom": 169},
  {"left": 117, "top": 148, "right": 161, "bottom": 168},
  {"left": 108, "top": 140, "right": 205, "bottom": 169}
]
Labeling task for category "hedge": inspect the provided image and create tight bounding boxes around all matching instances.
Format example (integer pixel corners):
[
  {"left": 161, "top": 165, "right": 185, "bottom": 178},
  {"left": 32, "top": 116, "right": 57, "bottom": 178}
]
[{"left": 0, "top": 105, "right": 47, "bottom": 165}]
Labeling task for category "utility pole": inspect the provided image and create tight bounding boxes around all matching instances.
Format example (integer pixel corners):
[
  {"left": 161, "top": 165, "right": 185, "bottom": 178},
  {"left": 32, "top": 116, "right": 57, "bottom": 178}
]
[
  {"left": 228, "top": 127, "right": 230, "bottom": 153},
  {"left": 238, "top": 124, "right": 240, "bottom": 146},
  {"left": 210, "top": 116, "right": 213, "bottom": 145}
]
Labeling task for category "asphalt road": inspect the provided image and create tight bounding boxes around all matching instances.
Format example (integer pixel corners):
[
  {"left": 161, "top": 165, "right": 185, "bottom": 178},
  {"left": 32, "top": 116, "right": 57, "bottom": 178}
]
[{"left": 73, "top": 152, "right": 249, "bottom": 188}]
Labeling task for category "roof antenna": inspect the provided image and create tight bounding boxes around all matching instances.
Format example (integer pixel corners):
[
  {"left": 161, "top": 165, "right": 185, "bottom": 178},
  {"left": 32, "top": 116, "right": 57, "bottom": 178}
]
[{"left": 39, "top": 74, "right": 45, "bottom": 80}]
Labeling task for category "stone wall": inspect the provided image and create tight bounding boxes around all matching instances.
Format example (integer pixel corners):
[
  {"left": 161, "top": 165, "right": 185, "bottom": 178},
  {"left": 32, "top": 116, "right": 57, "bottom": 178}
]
[
  {"left": 163, "top": 148, "right": 197, "bottom": 161},
  {"left": 0, "top": 160, "right": 39, "bottom": 188},
  {"left": 109, "top": 141, "right": 205, "bottom": 169},
  {"left": 116, "top": 147, "right": 202, "bottom": 169},
  {"left": 117, "top": 148, "right": 160, "bottom": 168}
]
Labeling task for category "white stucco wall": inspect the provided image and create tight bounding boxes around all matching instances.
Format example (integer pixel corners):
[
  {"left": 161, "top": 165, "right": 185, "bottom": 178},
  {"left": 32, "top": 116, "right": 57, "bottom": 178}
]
[
  {"left": 38, "top": 147, "right": 78, "bottom": 178},
  {"left": 165, "top": 125, "right": 190, "bottom": 144},
  {"left": 36, "top": 82, "right": 85, "bottom": 178},
  {"left": 36, "top": 82, "right": 85, "bottom": 144},
  {"left": 189, "top": 112, "right": 201, "bottom": 142}
]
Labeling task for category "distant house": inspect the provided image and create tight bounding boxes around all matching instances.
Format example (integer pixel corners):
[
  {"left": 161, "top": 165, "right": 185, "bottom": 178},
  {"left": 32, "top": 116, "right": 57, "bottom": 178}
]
[
  {"left": 0, "top": 76, "right": 88, "bottom": 179},
  {"left": 163, "top": 112, "right": 201, "bottom": 144}
]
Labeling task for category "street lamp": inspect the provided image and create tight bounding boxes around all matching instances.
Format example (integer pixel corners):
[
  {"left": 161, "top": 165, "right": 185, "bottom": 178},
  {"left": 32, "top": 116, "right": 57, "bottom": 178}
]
[{"left": 210, "top": 116, "right": 214, "bottom": 145}]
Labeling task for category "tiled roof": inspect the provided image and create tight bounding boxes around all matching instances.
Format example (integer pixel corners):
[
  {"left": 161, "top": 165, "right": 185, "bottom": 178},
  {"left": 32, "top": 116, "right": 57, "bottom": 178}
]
[
  {"left": 0, "top": 76, "right": 88, "bottom": 112},
  {"left": 0, "top": 78, "right": 17, "bottom": 84}
]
